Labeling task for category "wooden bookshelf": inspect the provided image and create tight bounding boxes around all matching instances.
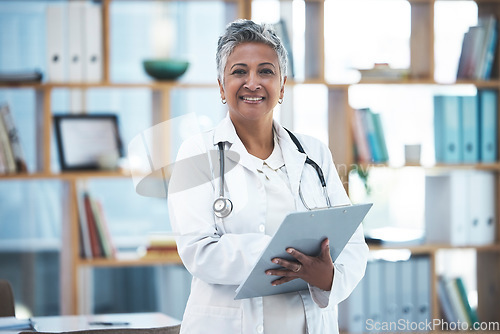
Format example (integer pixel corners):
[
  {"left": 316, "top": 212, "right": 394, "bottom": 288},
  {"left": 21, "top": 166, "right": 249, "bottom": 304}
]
[{"left": 1, "top": 0, "right": 499, "bottom": 327}]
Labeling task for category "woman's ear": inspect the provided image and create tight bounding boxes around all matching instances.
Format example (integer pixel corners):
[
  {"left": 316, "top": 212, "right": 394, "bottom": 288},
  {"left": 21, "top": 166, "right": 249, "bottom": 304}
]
[
  {"left": 218, "top": 79, "right": 225, "bottom": 101},
  {"left": 280, "top": 76, "right": 287, "bottom": 99}
]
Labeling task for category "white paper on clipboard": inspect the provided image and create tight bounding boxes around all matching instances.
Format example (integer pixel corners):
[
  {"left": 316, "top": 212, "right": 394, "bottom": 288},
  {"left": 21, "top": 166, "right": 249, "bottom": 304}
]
[{"left": 234, "top": 203, "right": 372, "bottom": 300}]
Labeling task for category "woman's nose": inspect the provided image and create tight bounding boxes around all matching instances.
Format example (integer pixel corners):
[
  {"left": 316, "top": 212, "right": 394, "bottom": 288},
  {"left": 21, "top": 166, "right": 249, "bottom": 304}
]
[{"left": 244, "top": 72, "right": 261, "bottom": 91}]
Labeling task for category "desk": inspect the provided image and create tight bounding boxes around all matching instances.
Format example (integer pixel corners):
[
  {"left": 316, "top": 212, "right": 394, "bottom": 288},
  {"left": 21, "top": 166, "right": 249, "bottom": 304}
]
[{"left": 0, "top": 312, "right": 180, "bottom": 334}]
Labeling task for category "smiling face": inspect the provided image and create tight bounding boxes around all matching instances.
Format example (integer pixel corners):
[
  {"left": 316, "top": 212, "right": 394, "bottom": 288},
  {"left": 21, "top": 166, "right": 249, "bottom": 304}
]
[{"left": 219, "top": 42, "right": 286, "bottom": 128}]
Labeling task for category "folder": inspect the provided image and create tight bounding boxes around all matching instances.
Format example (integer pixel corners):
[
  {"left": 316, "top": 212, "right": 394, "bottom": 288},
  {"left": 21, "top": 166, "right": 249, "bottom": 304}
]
[
  {"left": 460, "top": 95, "right": 479, "bottom": 163},
  {"left": 478, "top": 89, "right": 498, "bottom": 163},
  {"left": 46, "top": 4, "right": 67, "bottom": 82},
  {"left": 68, "top": 1, "right": 85, "bottom": 82},
  {"left": 434, "top": 95, "right": 462, "bottom": 163},
  {"left": 83, "top": 3, "right": 103, "bottom": 82},
  {"left": 234, "top": 203, "right": 372, "bottom": 299},
  {"left": 425, "top": 171, "right": 469, "bottom": 246}
]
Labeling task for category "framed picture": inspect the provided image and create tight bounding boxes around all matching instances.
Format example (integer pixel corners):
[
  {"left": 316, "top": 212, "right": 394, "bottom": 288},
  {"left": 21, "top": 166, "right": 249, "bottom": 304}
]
[{"left": 53, "top": 114, "right": 124, "bottom": 171}]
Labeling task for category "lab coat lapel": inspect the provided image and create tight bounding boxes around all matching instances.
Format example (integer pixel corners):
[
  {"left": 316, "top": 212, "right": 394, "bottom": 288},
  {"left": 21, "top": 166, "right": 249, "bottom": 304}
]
[
  {"left": 212, "top": 114, "right": 257, "bottom": 173},
  {"left": 275, "top": 124, "right": 307, "bottom": 199}
]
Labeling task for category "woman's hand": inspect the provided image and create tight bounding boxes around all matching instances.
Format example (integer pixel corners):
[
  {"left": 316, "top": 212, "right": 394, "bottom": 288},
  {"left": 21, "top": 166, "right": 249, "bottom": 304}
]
[{"left": 265, "top": 238, "right": 334, "bottom": 291}]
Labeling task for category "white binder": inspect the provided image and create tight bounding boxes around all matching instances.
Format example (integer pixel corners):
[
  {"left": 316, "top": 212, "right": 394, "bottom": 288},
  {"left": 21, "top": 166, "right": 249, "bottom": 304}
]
[
  {"left": 83, "top": 3, "right": 103, "bottom": 82},
  {"left": 46, "top": 4, "right": 67, "bottom": 82},
  {"left": 468, "top": 170, "right": 496, "bottom": 245},
  {"left": 425, "top": 171, "right": 469, "bottom": 246},
  {"left": 67, "top": 2, "right": 85, "bottom": 82},
  {"left": 234, "top": 203, "right": 372, "bottom": 300}
]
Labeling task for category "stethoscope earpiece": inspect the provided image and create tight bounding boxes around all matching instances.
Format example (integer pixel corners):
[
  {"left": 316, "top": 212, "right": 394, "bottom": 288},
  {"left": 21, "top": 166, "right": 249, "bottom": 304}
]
[{"left": 213, "top": 197, "right": 233, "bottom": 218}]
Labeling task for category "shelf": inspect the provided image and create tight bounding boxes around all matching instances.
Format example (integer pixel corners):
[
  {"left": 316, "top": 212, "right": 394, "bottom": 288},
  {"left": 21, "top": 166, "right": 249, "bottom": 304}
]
[
  {"left": 77, "top": 251, "right": 182, "bottom": 268},
  {"left": 350, "top": 162, "right": 500, "bottom": 171},
  {"left": 0, "top": 81, "right": 221, "bottom": 90},
  {"left": 0, "top": 170, "right": 133, "bottom": 180},
  {"left": 369, "top": 243, "right": 500, "bottom": 254}
]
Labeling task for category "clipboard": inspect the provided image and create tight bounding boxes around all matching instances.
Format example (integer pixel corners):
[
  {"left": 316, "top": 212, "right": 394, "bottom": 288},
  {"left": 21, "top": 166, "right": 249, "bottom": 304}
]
[{"left": 234, "top": 203, "right": 372, "bottom": 300}]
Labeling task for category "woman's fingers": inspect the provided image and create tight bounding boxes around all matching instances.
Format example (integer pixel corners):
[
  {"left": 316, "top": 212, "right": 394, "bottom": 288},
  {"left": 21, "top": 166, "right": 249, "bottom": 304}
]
[{"left": 266, "top": 238, "right": 334, "bottom": 289}]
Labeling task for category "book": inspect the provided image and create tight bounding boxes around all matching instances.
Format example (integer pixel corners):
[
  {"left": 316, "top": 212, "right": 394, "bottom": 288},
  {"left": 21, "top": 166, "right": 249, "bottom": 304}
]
[
  {"left": 476, "top": 16, "right": 498, "bottom": 80},
  {"left": 0, "top": 70, "right": 42, "bottom": 83},
  {"left": 77, "top": 188, "right": 93, "bottom": 259},
  {"left": 437, "top": 276, "right": 458, "bottom": 323},
  {"left": 358, "top": 108, "right": 388, "bottom": 163},
  {"left": 83, "top": 192, "right": 103, "bottom": 258},
  {"left": 0, "top": 108, "right": 16, "bottom": 173},
  {"left": 455, "top": 277, "right": 479, "bottom": 327},
  {"left": 358, "top": 63, "right": 409, "bottom": 81},
  {"left": 351, "top": 109, "right": 372, "bottom": 163},
  {"left": 0, "top": 103, "right": 27, "bottom": 172}
]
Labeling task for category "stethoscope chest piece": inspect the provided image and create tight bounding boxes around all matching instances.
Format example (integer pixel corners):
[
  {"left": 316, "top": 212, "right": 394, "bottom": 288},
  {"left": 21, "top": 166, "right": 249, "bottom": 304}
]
[{"left": 213, "top": 196, "right": 233, "bottom": 218}]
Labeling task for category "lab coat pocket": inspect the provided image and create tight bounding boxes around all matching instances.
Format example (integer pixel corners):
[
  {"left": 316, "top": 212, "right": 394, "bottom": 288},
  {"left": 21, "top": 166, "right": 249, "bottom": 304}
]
[{"left": 181, "top": 304, "right": 242, "bottom": 333}]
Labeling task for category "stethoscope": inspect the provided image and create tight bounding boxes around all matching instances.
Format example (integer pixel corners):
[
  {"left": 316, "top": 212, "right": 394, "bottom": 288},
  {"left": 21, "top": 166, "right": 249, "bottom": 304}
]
[{"left": 212, "top": 129, "right": 332, "bottom": 218}]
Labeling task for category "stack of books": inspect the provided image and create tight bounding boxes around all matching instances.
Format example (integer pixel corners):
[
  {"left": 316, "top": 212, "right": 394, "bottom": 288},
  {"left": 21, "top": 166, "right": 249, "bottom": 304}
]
[
  {"left": 141, "top": 233, "right": 178, "bottom": 260},
  {"left": 0, "top": 103, "right": 27, "bottom": 174},
  {"left": 78, "top": 191, "right": 116, "bottom": 259},
  {"left": 457, "top": 16, "right": 498, "bottom": 81},
  {"left": 351, "top": 108, "right": 389, "bottom": 164}
]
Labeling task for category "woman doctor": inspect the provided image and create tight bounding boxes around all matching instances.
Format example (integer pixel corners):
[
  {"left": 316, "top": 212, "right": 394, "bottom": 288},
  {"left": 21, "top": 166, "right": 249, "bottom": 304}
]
[{"left": 168, "top": 19, "right": 368, "bottom": 334}]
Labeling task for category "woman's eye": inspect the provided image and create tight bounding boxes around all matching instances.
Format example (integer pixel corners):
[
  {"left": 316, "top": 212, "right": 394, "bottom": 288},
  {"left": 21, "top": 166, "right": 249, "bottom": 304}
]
[
  {"left": 260, "top": 69, "right": 274, "bottom": 75},
  {"left": 232, "top": 69, "right": 246, "bottom": 75}
]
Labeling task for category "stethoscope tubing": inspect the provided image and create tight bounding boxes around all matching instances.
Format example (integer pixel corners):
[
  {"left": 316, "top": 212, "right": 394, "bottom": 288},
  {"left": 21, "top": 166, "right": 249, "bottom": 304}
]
[{"left": 213, "top": 129, "right": 331, "bottom": 218}]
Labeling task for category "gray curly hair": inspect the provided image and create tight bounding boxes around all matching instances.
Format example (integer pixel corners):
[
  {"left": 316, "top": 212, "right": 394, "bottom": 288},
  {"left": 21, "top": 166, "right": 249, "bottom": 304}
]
[{"left": 216, "top": 19, "right": 288, "bottom": 86}]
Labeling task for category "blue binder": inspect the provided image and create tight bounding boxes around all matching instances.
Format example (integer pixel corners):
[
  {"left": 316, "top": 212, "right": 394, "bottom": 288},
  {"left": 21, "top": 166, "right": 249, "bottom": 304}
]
[
  {"left": 434, "top": 95, "right": 462, "bottom": 163},
  {"left": 478, "top": 90, "right": 498, "bottom": 163},
  {"left": 460, "top": 96, "right": 479, "bottom": 163}
]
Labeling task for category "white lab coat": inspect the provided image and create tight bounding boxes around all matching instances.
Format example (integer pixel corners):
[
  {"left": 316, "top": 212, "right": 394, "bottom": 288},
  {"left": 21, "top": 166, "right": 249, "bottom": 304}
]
[{"left": 168, "top": 114, "right": 368, "bottom": 334}]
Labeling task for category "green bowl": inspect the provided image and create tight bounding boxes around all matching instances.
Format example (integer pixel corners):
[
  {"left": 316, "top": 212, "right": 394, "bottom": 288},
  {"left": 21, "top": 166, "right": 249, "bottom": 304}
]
[{"left": 143, "top": 59, "right": 189, "bottom": 80}]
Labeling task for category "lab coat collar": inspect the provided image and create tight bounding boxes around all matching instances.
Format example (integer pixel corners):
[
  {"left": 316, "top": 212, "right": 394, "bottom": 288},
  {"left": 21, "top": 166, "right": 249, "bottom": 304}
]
[
  {"left": 212, "top": 113, "right": 307, "bottom": 195},
  {"left": 274, "top": 122, "right": 307, "bottom": 197},
  {"left": 212, "top": 114, "right": 257, "bottom": 173}
]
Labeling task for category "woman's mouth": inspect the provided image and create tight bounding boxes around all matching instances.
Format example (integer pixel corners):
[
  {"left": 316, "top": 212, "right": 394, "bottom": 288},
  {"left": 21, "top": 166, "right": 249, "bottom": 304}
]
[{"left": 241, "top": 96, "right": 264, "bottom": 102}]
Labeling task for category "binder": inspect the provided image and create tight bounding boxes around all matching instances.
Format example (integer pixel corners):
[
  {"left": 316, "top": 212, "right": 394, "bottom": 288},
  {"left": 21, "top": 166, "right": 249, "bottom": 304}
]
[
  {"left": 364, "top": 260, "right": 383, "bottom": 329},
  {"left": 397, "top": 259, "right": 414, "bottom": 326},
  {"left": 67, "top": 1, "right": 85, "bottom": 82},
  {"left": 425, "top": 171, "right": 469, "bottom": 246},
  {"left": 83, "top": 3, "right": 103, "bottom": 82},
  {"left": 460, "top": 96, "right": 479, "bottom": 163},
  {"left": 413, "top": 256, "right": 431, "bottom": 324},
  {"left": 434, "top": 95, "right": 462, "bottom": 163},
  {"left": 382, "top": 260, "right": 398, "bottom": 325},
  {"left": 478, "top": 89, "right": 498, "bottom": 163},
  {"left": 46, "top": 4, "right": 67, "bottom": 82},
  {"left": 468, "top": 170, "right": 495, "bottom": 245}
]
